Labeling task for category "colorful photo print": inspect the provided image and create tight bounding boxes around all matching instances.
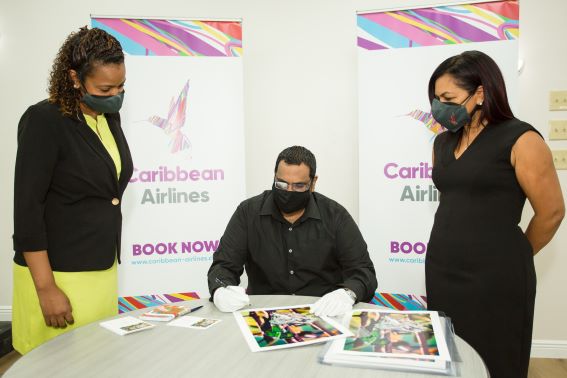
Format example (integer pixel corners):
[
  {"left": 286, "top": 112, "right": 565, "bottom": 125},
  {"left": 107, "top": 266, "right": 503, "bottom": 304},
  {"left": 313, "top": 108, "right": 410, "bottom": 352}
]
[
  {"left": 343, "top": 310, "right": 447, "bottom": 359},
  {"left": 234, "top": 305, "right": 351, "bottom": 352}
]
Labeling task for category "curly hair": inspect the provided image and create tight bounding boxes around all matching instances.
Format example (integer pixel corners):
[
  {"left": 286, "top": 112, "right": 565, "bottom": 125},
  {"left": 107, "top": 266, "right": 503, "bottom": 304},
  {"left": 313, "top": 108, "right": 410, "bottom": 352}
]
[{"left": 48, "top": 26, "right": 124, "bottom": 116}]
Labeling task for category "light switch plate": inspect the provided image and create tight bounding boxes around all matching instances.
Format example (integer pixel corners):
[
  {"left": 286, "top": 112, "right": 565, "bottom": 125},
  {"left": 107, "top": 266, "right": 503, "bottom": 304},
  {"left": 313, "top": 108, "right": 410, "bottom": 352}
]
[
  {"left": 551, "top": 150, "right": 567, "bottom": 170},
  {"left": 549, "top": 120, "right": 567, "bottom": 140},
  {"left": 549, "top": 91, "right": 567, "bottom": 111}
]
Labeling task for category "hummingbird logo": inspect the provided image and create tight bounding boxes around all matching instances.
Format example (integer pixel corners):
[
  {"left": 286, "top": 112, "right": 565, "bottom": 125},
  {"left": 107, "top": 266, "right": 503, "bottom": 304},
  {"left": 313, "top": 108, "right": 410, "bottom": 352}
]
[
  {"left": 147, "top": 80, "right": 191, "bottom": 154},
  {"left": 404, "top": 109, "right": 445, "bottom": 137},
  {"left": 449, "top": 113, "right": 458, "bottom": 126}
]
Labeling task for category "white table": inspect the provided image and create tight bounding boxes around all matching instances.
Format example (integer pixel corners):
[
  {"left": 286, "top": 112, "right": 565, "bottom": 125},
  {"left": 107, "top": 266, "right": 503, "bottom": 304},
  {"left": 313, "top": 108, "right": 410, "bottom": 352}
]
[{"left": 5, "top": 295, "right": 488, "bottom": 377}]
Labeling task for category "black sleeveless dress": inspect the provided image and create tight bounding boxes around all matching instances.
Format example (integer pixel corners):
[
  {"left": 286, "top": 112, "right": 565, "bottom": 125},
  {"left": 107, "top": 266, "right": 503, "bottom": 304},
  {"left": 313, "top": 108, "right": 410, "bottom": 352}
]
[{"left": 426, "top": 119, "right": 538, "bottom": 378}]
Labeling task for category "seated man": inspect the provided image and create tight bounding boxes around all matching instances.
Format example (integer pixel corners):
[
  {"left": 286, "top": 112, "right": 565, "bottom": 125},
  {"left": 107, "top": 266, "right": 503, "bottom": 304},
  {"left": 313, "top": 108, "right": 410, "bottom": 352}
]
[{"left": 207, "top": 146, "right": 377, "bottom": 316}]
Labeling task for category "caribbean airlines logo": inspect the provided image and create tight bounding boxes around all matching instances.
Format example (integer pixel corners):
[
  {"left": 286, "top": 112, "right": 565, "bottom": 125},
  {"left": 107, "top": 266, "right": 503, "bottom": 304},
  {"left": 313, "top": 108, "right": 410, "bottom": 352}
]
[
  {"left": 405, "top": 109, "right": 444, "bottom": 137},
  {"left": 147, "top": 80, "right": 191, "bottom": 154},
  {"left": 129, "top": 166, "right": 224, "bottom": 205}
]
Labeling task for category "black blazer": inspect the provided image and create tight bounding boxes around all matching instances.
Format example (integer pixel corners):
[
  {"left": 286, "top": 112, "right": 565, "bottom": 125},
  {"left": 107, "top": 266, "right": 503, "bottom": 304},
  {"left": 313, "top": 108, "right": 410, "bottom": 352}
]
[{"left": 13, "top": 100, "right": 134, "bottom": 272}]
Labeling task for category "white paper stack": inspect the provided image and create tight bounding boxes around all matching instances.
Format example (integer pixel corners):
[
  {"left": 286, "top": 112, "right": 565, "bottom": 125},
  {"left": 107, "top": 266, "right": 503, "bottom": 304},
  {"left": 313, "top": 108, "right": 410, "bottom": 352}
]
[{"left": 321, "top": 309, "right": 456, "bottom": 375}]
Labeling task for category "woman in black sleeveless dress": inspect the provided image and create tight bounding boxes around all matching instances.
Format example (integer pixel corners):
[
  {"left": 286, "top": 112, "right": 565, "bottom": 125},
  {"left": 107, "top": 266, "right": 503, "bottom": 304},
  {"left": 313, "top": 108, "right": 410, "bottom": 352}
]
[{"left": 426, "top": 51, "right": 564, "bottom": 378}]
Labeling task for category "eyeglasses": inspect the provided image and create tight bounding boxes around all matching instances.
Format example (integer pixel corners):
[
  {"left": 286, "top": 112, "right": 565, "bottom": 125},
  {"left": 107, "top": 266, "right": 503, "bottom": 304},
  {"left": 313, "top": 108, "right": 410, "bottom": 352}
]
[{"left": 274, "top": 179, "right": 311, "bottom": 192}]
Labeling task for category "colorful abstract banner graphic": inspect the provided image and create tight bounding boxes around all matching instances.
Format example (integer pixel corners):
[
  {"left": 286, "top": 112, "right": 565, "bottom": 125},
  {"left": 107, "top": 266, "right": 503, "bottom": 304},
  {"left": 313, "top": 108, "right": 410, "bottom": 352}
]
[
  {"left": 92, "top": 18, "right": 242, "bottom": 56},
  {"left": 119, "top": 292, "right": 200, "bottom": 313},
  {"left": 371, "top": 293, "right": 427, "bottom": 311},
  {"left": 358, "top": 0, "right": 518, "bottom": 50}
]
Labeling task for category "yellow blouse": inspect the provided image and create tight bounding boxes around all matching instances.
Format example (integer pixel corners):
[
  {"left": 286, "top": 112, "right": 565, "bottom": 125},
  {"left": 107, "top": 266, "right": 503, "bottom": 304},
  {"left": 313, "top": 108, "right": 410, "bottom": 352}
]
[{"left": 84, "top": 114, "right": 122, "bottom": 178}]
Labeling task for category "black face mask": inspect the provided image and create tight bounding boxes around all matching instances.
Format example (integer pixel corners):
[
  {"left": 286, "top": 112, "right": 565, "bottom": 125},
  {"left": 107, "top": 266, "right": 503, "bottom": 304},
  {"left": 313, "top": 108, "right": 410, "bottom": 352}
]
[
  {"left": 272, "top": 184, "right": 311, "bottom": 214},
  {"left": 431, "top": 95, "right": 473, "bottom": 133},
  {"left": 81, "top": 89, "right": 124, "bottom": 114}
]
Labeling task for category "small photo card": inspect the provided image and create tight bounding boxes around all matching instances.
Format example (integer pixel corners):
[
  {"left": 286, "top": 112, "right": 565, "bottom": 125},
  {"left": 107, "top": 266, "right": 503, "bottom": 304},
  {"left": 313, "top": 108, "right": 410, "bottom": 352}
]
[
  {"left": 100, "top": 316, "right": 155, "bottom": 336},
  {"left": 168, "top": 316, "right": 221, "bottom": 330}
]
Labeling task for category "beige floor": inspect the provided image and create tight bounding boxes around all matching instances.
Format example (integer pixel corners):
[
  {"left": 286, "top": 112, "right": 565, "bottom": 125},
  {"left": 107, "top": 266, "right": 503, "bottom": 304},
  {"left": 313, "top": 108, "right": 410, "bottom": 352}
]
[
  {"left": 0, "top": 351, "right": 19, "bottom": 376},
  {"left": 0, "top": 350, "right": 566, "bottom": 377},
  {"left": 528, "top": 358, "right": 567, "bottom": 378}
]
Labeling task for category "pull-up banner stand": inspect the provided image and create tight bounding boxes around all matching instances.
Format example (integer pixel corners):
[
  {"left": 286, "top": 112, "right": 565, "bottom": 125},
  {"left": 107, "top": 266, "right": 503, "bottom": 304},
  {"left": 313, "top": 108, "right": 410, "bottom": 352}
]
[
  {"left": 92, "top": 16, "right": 245, "bottom": 311},
  {"left": 357, "top": 1, "right": 519, "bottom": 307}
]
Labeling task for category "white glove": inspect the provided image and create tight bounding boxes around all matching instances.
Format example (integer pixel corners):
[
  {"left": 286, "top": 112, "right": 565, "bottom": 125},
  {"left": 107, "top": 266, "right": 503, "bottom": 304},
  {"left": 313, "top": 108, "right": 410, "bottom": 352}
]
[
  {"left": 213, "top": 286, "right": 250, "bottom": 312},
  {"left": 310, "top": 289, "right": 355, "bottom": 317}
]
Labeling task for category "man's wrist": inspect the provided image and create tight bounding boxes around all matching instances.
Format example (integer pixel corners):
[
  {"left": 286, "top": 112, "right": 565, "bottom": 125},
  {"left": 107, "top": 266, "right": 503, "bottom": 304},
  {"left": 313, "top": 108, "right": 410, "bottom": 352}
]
[{"left": 343, "top": 288, "right": 357, "bottom": 303}]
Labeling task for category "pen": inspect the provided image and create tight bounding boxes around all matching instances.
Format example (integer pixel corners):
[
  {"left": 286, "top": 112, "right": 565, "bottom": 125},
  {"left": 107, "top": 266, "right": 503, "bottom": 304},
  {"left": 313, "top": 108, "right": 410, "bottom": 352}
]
[
  {"left": 189, "top": 305, "right": 203, "bottom": 313},
  {"left": 180, "top": 305, "right": 203, "bottom": 317}
]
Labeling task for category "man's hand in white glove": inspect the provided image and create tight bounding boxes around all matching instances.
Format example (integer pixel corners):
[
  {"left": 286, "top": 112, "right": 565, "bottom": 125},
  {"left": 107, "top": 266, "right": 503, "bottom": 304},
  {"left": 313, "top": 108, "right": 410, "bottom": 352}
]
[
  {"left": 310, "top": 288, "right": 355, "bottom": 317},
  {"left": 213, "top": 286, "right": 250, "bottom": 312}
]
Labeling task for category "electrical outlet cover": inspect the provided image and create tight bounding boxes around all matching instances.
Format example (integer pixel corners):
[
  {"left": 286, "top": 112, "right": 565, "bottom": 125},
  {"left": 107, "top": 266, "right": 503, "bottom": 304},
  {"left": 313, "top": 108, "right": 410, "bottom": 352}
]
[
  {"left": 549, "top": 91, "right": 567, "bottom": 111},
  {"left": 549, "top": 120, "right": 567, "bottom": 140},
  {"left": 551, "top": 150, "right": 567, "bottom": 170}
]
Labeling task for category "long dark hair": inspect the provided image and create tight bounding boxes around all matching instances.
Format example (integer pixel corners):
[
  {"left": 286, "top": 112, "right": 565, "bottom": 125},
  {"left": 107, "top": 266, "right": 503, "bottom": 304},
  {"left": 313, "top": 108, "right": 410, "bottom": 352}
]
[
  {"left": 48, "top": 26, "right": 124, "bottom": 116},
  {"left": 428, "top": 50, "right": 514, "bottom": 125}
]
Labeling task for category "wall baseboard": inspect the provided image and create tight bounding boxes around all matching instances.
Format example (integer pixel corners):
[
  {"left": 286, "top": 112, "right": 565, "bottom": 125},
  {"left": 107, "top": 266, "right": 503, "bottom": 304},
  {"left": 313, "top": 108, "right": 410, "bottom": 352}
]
[
  {"left": 0, "top": 307, "right": 11, "bottom": 322},
  {"left": 531, "top": 340, "right": 567, "bottom": 359},
  {"left": 0, "top": 305, "right": 566, "bottom": 358}
]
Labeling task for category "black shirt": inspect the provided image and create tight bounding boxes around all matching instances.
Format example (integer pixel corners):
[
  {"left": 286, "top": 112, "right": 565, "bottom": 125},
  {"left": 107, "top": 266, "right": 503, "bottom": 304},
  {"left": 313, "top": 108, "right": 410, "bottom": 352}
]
[{"left": 207, "top": 190, "right": 377, "bottom": 302}]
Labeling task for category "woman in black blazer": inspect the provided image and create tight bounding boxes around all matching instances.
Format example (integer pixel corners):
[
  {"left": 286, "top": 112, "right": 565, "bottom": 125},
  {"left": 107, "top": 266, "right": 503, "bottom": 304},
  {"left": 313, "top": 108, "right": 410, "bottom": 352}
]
[{"left": 12, "top": 27, "right": 133, "bottom": 354}]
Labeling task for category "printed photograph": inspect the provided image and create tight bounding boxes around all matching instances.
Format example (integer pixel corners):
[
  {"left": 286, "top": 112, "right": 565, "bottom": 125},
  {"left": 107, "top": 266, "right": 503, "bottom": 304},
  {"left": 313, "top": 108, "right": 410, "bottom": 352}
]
[
  {"left": 193, "top": 318, "right": 220, "bottom": 328},
  {"left": 344, "top": 310, "right": 439, "bottom": 356},
  {"left": 120, "top": 321, "right": 154, "bottom": 333},
  {"left": 235, "top": 305, "right": 350, "bottom": 352}
]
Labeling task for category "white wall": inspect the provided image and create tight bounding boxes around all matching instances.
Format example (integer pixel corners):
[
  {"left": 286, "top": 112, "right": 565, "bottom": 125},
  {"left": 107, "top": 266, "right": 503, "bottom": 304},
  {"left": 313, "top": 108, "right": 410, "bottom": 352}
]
[
  {"left": 517, "top": 0, "right": 567, "bottom": 357},
  {"left": 1, "top": 0, "right": 566, "bottom": 356}
]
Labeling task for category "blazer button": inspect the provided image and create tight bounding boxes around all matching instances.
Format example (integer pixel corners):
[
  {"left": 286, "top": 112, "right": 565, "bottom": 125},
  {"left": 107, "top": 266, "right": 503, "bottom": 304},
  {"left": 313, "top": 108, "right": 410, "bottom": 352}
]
[{"left": 111, "top": 198, "right": 120, "bottom": 206}]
